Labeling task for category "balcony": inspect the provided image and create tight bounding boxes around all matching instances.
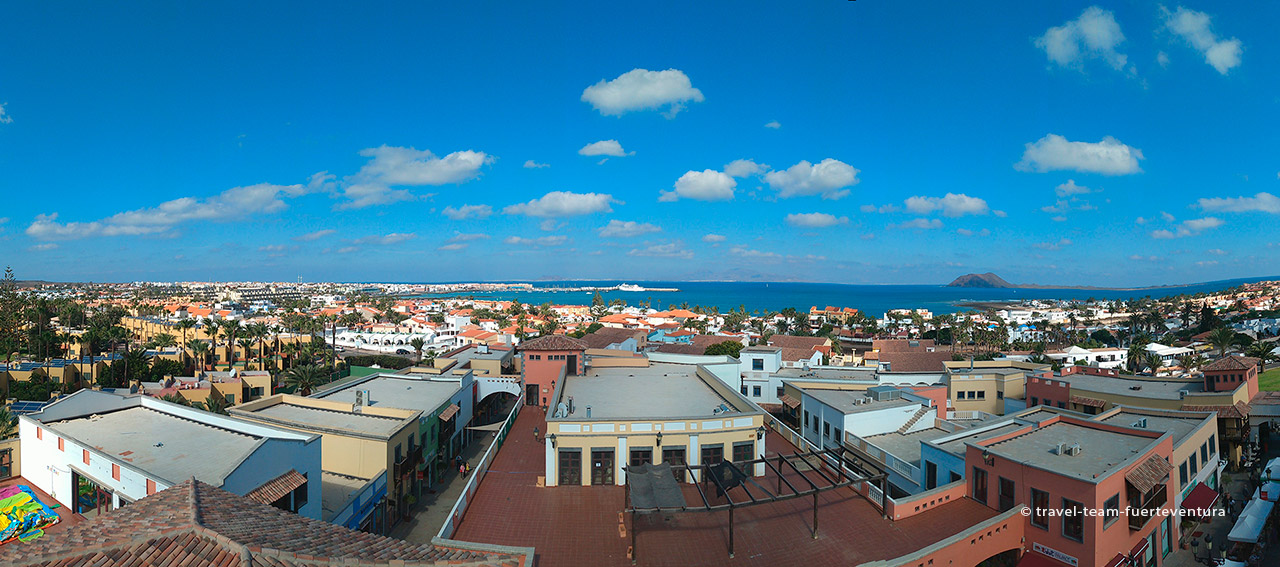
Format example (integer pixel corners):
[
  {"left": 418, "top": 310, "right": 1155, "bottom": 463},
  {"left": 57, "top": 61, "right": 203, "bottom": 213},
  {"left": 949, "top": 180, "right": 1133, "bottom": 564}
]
[{"left": 1128, "top": 485, "right": 1167, "bottom": 531}]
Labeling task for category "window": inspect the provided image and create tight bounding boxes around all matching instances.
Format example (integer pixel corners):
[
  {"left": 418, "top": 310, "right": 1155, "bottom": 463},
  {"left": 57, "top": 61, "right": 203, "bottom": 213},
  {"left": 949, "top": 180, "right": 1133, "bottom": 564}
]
[
  {"left": 822, "top": 421, "right": 831, "bottom": 439},
  {"left": 1209, "top": 435, "right": 1216, "bottom": 456},
  {"left": 972, "top": 467, "right": 988, "bottom": 505},
  {"left": 701, "top": 444, "right": 724, "bottom": 467},
  {"left": 741, "top": 385, "right": 749, "bottom": 396},
  {"left": 752, "top": 385, "right": 761, "bottom": 397},
  {"left": 1200, "top": 442, "right": 1209, "bottom": 465},
  {"left": 290, "top": 476, "right": 309, "bottom": 512},
  {"left": 777, "top": 386, "right": 785, "bottom": 398},
  {"left": 630, "top": 447, "right": 653, "bottom": 468},
  {"left": 732, "top": 442, "right": 754, "bottom": 464},
  {"left": 804, "top": 410, "right": 810, "bottom": 429},
  {"left": 1189, "top": 455, "right": 1198, "bottom": 476},
  {"left": 1057, "top": 401, "right": 1066, "bottom": 409},
  {"left": 1162, "top": 517, "right": 1172, "bottom": 558},
  {"left": 662, "top": 448, "right": 686, "bottom": 482},
  {"left": 1103, "top": 494, "right": 1120, "bottom": 529},
  {"left": 1030, "top": 396, "right": 1039, "bottom": 406},
  {"left": 225, "top": 394, "right": 235, "bottom": 404},
  {"left": 1030, "top": 488, "right": 1049, "bottom": 530},
  {"left": 752, "top": 358, "right": 764, "bottom": 371},
  {"left": 998, "top": 477, "right": 1015, "bottom": 512},
  {"left": 0, "top": 449, "right": 11, "bottom": 479},
  {"left": 1180, "top": 462, "right": 1188, "bottom": 486},
  {"left": 1062, "top": 498, "right": 1084, "bottom": 542},
  {"left": 996, "top": 391, "right": 1004, "bottom": 399}
]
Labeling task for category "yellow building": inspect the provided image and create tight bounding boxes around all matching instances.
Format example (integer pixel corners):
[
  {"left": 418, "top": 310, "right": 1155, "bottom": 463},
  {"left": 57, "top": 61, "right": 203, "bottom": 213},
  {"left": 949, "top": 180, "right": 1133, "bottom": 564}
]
[
  {"left": 543, "top": 360, "right": 767, "bottom": 487},
  {"left": 943, "top": 360, "right": 1048, "bottom": 415}
]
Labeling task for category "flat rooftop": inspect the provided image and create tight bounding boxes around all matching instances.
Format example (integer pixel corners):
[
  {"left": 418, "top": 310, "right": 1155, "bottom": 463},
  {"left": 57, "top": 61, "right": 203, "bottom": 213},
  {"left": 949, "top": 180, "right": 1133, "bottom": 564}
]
[
  {"left": 949, "top": 368, "right": 1027, "bottom": 376},
  {"left": 250, "top": 403, "right": 407, "bottom": 437},
  {"left": 774, "top": 367, "right": 878, "bottom": 381},
  {"left": 557, "top": 364, "right": 742, "bottom": 420},
  {"left": 803, "top": 389, "right": 916, "bottom": 415},
  {"left": 1054, "top": 373, "right": 1203, "bottom": 400},
  {"left": 314, "top": 374, "right": 461, "bottom": 412},
  {"left": 985, "top": 421, "right": 1157, "bottom": 482},
  {"left": 1098, "top": 410, "right": 1207, "bottom": 448},
  {"left": 931, "top": 422, "right": 1028, "bottom": 456},
  {"left": 863, "top": 427, "right": 951, "bottom": 465},
  {"left": 320, "top": 471, "right": 374, "bottom": 523},
  {"left": 52, "top": 407, "right": 261, "bottom": 485}
]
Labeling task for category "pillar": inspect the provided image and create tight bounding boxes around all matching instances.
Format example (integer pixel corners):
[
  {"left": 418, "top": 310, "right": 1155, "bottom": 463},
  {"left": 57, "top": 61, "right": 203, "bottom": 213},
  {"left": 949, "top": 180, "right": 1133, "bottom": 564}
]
[
  {"left": 545, "top": 437, "right": 557, "bottom": 486},
  {"left": 617, "top": 436, "right": 628, "bottom": 485},
  {"left": 689, "top": 434, "right": 700, "bottom": 483}
]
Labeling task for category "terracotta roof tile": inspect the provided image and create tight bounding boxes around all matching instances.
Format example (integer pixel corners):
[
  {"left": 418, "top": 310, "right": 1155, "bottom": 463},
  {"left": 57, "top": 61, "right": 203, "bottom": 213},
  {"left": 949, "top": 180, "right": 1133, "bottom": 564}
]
[
  {"left": 1125, "top": 454, "right": 1172, "bottom": 494},
  {"left": 518, "top": 335, "right": 587, "bottom": 351},
  {"left": 1202, "top": 356, "right": 1260, "bottom": 372},
  {"left": 244, "top": 469, "right": 306, "bottom": 506}
]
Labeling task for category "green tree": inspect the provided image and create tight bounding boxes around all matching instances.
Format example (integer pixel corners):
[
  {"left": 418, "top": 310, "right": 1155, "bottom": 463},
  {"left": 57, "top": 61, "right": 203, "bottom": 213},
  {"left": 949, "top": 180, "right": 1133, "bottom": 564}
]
[
  {"left": 704, "top": 341, "right": 745, "bottom": 357},
  {"left": 1247, "top": 342, "right": 1275, "bottom": 372},
  {"left": 1208, "top": 327, "right": 1236, "bottom": 357},
  {"left": 0, "top": 405, "right": 16, "bottom": 439},
  {"left": 0, "top": 267, "right": 26, "bottom": 365},
  {"left": 410, "top": 336, "right": 426, "bottom": 363},
  {"left": 203, "top": 393, "right": 230, "bottom": 415},
  {"left": 284, "top": 364, "right": 327, "bottom": 396}
]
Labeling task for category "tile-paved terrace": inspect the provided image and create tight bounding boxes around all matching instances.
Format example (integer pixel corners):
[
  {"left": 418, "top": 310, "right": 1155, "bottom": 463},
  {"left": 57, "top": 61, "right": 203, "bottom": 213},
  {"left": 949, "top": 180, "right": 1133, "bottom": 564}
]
[
  {"left": 454, "top": 407, "right": 998, "bottom": 566},
  {"left": 0, "top": 476, "right": 86, "bottom": 546}
]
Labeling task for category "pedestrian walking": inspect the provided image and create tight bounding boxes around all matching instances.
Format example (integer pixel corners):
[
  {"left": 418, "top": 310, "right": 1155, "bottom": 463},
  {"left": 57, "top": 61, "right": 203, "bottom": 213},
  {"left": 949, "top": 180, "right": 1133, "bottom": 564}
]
[{"left": 460, "top": 462, "right": 467, "bottom": 477}]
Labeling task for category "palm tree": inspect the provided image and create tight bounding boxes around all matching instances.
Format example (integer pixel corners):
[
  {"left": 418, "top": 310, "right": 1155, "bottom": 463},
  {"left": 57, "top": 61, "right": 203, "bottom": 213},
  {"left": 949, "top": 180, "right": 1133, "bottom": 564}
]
[
  {"left": 221, "top": 319, "right": 244, "bottom": 368},
  {"left": 1127, "top": 343, "right": 1148, "bottom": 373},
  {"left": 1247, "top": 342, "right": 1275, "bottom": 372},
  {"left": 189, "top": 340, "right": 209, "bottom": 373},
  {"left": 203, "top": 393, "right": 230, "bottom": 415},
  {"left": 410, "top": 337, "right": 426, "bottom": 363},
  {"left": 0, "top": 406, "right": 15, "bottom": 439},
  {"left": 1178, "top": 352, "right": 1206, "bottom": 374},
  {"left": 284, "top": 364, "right": 326, "bottom": 396},
  {"left": 176, "top": 319, "right": 197, "bottom": 368},
  {"left": 1144, "top": 352, "right": 1164, "bottom": 376},
  {"left": 152, "top": 332, "right": 177, "bottom": 350},
  {"left": 1208, "top": 327, "right": 1236, "bottom": 358},
  {"left": 237, "top": 338, "right": 254, "bottom": 369}
]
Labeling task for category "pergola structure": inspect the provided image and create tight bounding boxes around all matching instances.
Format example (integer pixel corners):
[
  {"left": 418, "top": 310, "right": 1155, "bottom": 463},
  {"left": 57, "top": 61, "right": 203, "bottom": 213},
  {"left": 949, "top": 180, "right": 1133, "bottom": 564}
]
[{"left": 624, "top": 445, "right": 888, "bottom": 562}]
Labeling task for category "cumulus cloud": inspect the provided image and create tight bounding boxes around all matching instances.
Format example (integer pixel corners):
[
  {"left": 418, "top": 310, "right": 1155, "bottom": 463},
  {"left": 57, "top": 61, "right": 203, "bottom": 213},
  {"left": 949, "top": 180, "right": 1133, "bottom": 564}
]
[
  {"left": 904, "top": 193, "right": 991, "bottom": 217},
  {"left": 504, "top": 235, "right": 568, "bottom": 246},
  {"left": 1206, "top": 248, "right": 1228, "bottom": 256},
  {"left": 0, "top": 103, "right": 11, "bottom": 124},
  {"left": 764, "top": 121, "right": 781, "bottom": 129},
  {"left": 352, "top": 233, "right": 416, "bottom": 246},
  {"left": 523, "top": 160, "right": 550, "bottom": 169},
  {"left": 581, "top": 68, "right": 704, "bottom": 117},
  {"left": 578, "top": 139, "right": 634, "bottom": 157},
  {"left": 503, "top": 191, "right": 618, "bottom": 217},
  {"left": 294, "top": 229, "right": 336, "bottom": 241},
  {"left": 729, "top": 246, "right": 782, "bottom": 259},
  {"left": 1197, "top": 192, "right": 1280, "bottom": 214},
  {"left": 25, "top": 183, "right": 305, "bottom": 241},
  {"left": 956, "top": 228, "right": 991, "bottom": 237},
  {"left": 1055, "top": 179, "right": 1092, "bottom": 197},
  {"left": 785, "top": 212, "right": 849, "bottom": 228},
  {"left": 628, "top": 242, "right": 693, "bottom": 259},
  {"left": 724, "top": 159, "right": 768, "bottom": 178},
  {"left": 1163, "top": 6, "right": 1242, "bottom": 75},
  {"left": 442, "top": 204, "right": 494, "bottom": 220},
  {"left": 1151, "top": 217, "right": 1224, "bottom": 238},
  {"left": 1035, "top": 7, "right": 1131, "bottom": 72},
  {"left": 891, "top": 218, "right": 944, "bottom": 230},
  {"left": 29, "top": 243, "right": 57, "bottom": 251},
  {"left": 337, "top": 145, "right": 493, "bottom": 209},
  {"left": 438, "top": 243, "right": 468, "bottom": 251},
  {"left": 446, "top": 232, "right": 489, "bottom": 243},
  {"left": 764, "top": 158, "right": 859, "bottom": 199},
  {"left": 599, "top": 220, "right": 661, "bottom": 238},
  {"left": 1016, "top": 134, "right": 1143, "bottom": 175},
  {"left": 1033, "top": 238, "right": 1073, "bottom": 250},
  {"left": 660, "top": 170, "right": 737, "bottom": 202},
  {"left": 702, "top": 234, "right": 726, "bottom": 243}
]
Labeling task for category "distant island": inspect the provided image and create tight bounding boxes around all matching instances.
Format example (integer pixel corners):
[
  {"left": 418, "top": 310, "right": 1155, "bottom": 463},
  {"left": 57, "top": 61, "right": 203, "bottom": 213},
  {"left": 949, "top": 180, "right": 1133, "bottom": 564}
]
[{"left": 946, "top": 272, "right": 1264, "bottom": 292}]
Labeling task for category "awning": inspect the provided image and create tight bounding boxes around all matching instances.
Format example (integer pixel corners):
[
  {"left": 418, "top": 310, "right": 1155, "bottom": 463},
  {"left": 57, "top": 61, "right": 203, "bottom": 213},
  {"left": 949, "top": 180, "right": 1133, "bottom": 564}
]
[
  {"left": 438, "top": 403, "right": 460, "bottom": 422},
  {"left": 1228, "top": 497, "right": 1275, "bottom": 543},
  {"left": 1102, "top": 553, "right": 1128, "bottom": 567},
  {"left": 1069, "top": 395, "right": 1106, "bottom": 408},
  {"left": 1126, "top": 454, "right": 1172, "bottom": 494},
  {"left": 245, "top": 469, "right": 306, "bottom": 505},
  {"left": 1181, "top": 482, "right": 1220, "bottom": 517},
  {"left": 466, "top": 421, "right": 506, "bottom": 432},
  {"left": 779, "top": 394, "right": 800, "bottom": 409},
  {"left": 1129, "top": 538, "right": 1150, "bottom": 562}
]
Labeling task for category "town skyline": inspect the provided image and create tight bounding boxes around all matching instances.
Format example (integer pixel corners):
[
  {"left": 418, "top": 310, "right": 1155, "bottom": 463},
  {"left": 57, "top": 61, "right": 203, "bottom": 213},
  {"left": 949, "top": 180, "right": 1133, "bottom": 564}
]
[{"left": 3, "top": 2, "right": 1279, "bottom": 286}]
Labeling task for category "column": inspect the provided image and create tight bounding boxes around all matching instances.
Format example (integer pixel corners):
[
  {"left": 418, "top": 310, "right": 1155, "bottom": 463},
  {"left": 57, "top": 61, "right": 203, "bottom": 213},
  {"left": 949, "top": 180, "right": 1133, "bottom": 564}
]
[
  {"left": 545, "top": 437, "right": 557, "bottom": 486},
  {"left": 617, "top": 436, "right": 627, "bottom": 486},
  {"left": 755, "top": 435, "right": 766, "bottom": 477},
  {"left": 689, "top": 434, "right": 700, "bottom": 483}
]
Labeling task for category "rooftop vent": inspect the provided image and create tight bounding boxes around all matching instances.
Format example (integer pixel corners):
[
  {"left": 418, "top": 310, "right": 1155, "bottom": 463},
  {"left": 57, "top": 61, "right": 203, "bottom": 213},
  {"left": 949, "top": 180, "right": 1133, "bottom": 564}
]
[
  {"left": 1132, "top": 418, "right": 1147, "bottom": 429},
  {"left": 1056, "top": 442, "right": 1083, "bottom": 456}
]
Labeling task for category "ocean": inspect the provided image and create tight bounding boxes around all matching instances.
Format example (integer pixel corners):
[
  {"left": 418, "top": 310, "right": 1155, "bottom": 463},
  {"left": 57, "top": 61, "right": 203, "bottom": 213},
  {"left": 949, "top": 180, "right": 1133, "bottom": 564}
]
[{"left": 408, "top": 277, "right": 1272, "bottom": 317}]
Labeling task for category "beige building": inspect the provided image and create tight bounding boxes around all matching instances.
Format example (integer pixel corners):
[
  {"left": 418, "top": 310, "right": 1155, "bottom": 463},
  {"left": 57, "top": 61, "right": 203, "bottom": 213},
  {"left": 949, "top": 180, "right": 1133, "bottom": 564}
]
[
  {"left": 543, "top": 360, "right": 767, "bottom": 487},
  {"left": 943, "top": 360, "right": 1047, "bottom": 415}
]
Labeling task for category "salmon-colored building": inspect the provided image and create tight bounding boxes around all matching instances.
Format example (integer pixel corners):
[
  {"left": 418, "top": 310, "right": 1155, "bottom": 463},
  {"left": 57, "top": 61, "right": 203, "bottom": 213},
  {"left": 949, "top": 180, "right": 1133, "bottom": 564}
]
[{"left": 518, "top": 335, "right": 586, "bottom": 407}]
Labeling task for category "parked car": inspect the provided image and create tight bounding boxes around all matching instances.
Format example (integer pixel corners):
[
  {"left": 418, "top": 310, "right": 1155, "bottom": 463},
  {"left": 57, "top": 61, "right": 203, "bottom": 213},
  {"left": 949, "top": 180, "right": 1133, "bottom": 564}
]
[{"left": 395, "top": 348, "right": 411, "bottom": 355}]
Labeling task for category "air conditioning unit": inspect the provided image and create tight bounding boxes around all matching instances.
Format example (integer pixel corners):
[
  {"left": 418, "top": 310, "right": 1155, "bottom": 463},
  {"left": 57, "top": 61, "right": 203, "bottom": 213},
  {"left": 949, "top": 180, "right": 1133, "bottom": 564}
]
[{"left": 1065, "top": 443, "right": 1083, "bottom": 456}]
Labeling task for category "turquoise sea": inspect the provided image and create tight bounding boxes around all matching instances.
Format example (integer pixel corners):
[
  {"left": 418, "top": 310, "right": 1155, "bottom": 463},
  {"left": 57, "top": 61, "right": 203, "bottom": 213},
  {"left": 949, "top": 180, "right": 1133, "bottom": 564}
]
[{"left": 407, "top": 277, "right": 1273, "bottom": 316}]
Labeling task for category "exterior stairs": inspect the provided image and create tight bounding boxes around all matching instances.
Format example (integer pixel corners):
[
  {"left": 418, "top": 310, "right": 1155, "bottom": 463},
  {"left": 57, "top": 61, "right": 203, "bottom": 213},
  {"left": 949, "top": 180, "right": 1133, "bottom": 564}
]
[{"left": 897, "top": 406, "right": 933, "bottom": 434}]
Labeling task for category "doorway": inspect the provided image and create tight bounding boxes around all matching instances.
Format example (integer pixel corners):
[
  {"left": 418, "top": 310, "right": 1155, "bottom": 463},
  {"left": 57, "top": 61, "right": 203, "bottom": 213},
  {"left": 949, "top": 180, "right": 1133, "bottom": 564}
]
[
  {"left": 566, "top": 355, "right": 578, "bottom": 375},
  {"left": 591, "top": 449, "right": 614, "bottom": 485},
  {"left": 558, "top": 450, "right": 582, "bottom": 486},
  {"left": 525, "top": 384, "right": 538, "bottom": 405}
]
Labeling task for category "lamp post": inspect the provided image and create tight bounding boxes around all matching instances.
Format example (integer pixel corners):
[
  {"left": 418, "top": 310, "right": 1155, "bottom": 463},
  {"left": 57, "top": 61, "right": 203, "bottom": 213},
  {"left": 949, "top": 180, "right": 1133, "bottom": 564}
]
[
  {"left": 547, "top": 433, "right": 556, "bottom": 449},
  {"left": 655, "top": 431, "right": 663, "bottom": 447}
]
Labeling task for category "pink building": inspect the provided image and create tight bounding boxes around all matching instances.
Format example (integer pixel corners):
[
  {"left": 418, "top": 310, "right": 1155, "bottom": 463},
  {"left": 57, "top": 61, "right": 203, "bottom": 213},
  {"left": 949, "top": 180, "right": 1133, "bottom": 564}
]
[{"left": 518, "top": 335, "right": 586, "bottom": 407}]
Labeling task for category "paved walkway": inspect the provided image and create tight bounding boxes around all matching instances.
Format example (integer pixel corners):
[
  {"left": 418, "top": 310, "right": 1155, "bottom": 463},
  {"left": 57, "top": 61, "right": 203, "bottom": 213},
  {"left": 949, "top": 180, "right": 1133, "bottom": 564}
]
[
  {"left": 390, "top": 398, "right": 518, "bottom": 544},
  {"left": 1162, "top": 470, "right": 1276, "bottom": 567}
]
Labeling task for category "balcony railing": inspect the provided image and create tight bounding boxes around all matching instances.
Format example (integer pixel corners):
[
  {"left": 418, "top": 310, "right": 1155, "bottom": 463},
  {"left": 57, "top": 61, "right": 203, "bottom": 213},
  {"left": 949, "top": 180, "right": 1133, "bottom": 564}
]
[{"left": 1128, "top": 486, "right": 1168, "bottom": 530}]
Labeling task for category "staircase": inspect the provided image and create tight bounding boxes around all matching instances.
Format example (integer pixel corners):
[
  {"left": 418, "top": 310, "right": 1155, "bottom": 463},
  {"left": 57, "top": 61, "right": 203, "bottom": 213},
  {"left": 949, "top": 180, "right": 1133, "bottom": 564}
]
[{"left": 897, "top": 407, "right": 933, "bottom": 434}]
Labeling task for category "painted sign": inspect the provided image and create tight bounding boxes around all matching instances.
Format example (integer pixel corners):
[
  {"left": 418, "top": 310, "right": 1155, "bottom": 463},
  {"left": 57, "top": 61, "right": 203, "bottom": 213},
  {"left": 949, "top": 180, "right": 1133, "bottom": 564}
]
[{"left": 1034, "top": 542, "right": 1080, "bottom": 567}]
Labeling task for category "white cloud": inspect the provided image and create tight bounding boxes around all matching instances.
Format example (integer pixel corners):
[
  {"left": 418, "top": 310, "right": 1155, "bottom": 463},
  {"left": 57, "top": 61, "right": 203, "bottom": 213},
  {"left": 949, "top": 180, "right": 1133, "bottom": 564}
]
[
  {"left": 956, "top": 228, "right": 991, "bottom": 237},
  {"left": 446, "top": 232, "right": 489, "bottom": 243},
  {"left": 29, "top": 243, "right": 57, "bottom": 251},
  {"left": 660, "top": 170, "right": 737, "bottom": 202},
  {"left": 580, "top": 68, "right": 704, "bottom": 117},
  {"left": 338, "top": 145, "right": 493, "bottom": 209},
  {"left": 993, "top": 210, "right": 1008, "bottom": 218},
  {"left": 1157, "top": 51, "right": 1171, "bottom": 68},
  {"left": 438, "top": 243, "right": 468, "bottom": 251},
  {"left": 335, "top": 246, "right": 359, "bottom": 254},
  {"left": 1206, "top": 248, "right": 1228, "bottom": 256},
  {"left": 1055, "top": 179, "right": 1092, "bottom": 197},
  {"left": 353, "top": 233, "right": 416, "bottom": 246},
  {"left": 294, "top": 229, "right": 336, "bottom": 241},
  {"left": 764, "top": 121, "right": 781, "bottom": 129},
  {"left": 1151, "top": 217, "right": 1223, "bottom": 238},
  {"left": 904, "top": 193, "right": 991, "bottom": 217},
  {"left": 523, "top": 160, "right": 550, "bottom": 169},
  {"left": 702, "top": 233, "right": 726, "bottom": 243},
  {"left": 503, "top": 191, "right": 618, "bottom": 217},
  {"left": 628, "top": 242, "right": 693, "bottom": 259},
  {"left": 258, "top": 244, "right": 289, "bottom": 252},
  {"left": 785, "top": 212, "right": 848, "bottom": 228},
  {"left": 891, "top": 218, "right": 943, "bottom": 230},
  {"left": 1164, "top": 6, "right": 1242, "bottom": 75},
  {"left": 764, "top": 158, "right": 859, "bottom": 199},
  {"left": 578, "top": 139, "right": 634, "bottom": 157},
  {"left": 599, "top": 220, "right": 661, "bottom": 238},
  {"left": 0, "top": 103, "right": 12, "bottom": 125},
  {"left": 1035, "top": 7, "right": 1130, "bottom": 72},
  {"left": 1033, "top": 238, "right": 1073, "bottom": 250},
  {"left": 729, "top": 246, "right": 782, "bottom": 259},
  {"left": 1198, "top": 192, "right": 1280, "bottom": 214},
  {"left": 441, "top": 204, "right": 494, "bottom": 220},
  {"left": 1016, "top": 134, "right": 1143, "bottom": 175},
  {"left": 1161, "top": 211, "right": 1176, "bottom": 222},
  {"left": 504, "top": 235, "right": 568, "bottom": 246},
  {"left": 724, "top": 159, "right": 768, "bottom": 178},
  {"left": 25, "top": 183, "right": 304, "bottom": 241},
  {"left": 538, "top": 219, "right": 561, "bottom": 232}
]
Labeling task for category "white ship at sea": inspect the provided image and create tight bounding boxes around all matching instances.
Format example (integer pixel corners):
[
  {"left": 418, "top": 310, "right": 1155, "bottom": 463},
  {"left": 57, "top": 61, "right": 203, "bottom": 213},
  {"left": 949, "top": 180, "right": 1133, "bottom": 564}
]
[{"left": 618, "top": 283, "right": 645, "bottom": 292}]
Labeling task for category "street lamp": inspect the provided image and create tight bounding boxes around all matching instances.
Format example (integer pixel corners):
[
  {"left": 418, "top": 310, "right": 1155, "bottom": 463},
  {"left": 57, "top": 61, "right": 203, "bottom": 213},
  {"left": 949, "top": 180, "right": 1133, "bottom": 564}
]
[
  {"left": 655, "top": 431, "right": 663, "bottom": 447},
  {"left": 547, "top": 433, "right": 556, "bottom": 448},
  {"left": 756, "top": 424, "right": 767, "bottom": 440}
]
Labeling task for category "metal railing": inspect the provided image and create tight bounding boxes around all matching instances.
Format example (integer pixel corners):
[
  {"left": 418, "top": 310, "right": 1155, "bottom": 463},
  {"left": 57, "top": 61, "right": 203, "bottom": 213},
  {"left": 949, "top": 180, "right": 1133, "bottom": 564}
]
[{"left": 434, "top": 392, "right": 524, "bottom": 540}]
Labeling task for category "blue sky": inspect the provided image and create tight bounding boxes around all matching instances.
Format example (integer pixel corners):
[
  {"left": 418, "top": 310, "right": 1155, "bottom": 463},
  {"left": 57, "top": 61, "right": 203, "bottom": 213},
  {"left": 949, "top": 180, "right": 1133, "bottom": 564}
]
[{"left": 2, "top": 2, "right": 1278, "bottom": 286}]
